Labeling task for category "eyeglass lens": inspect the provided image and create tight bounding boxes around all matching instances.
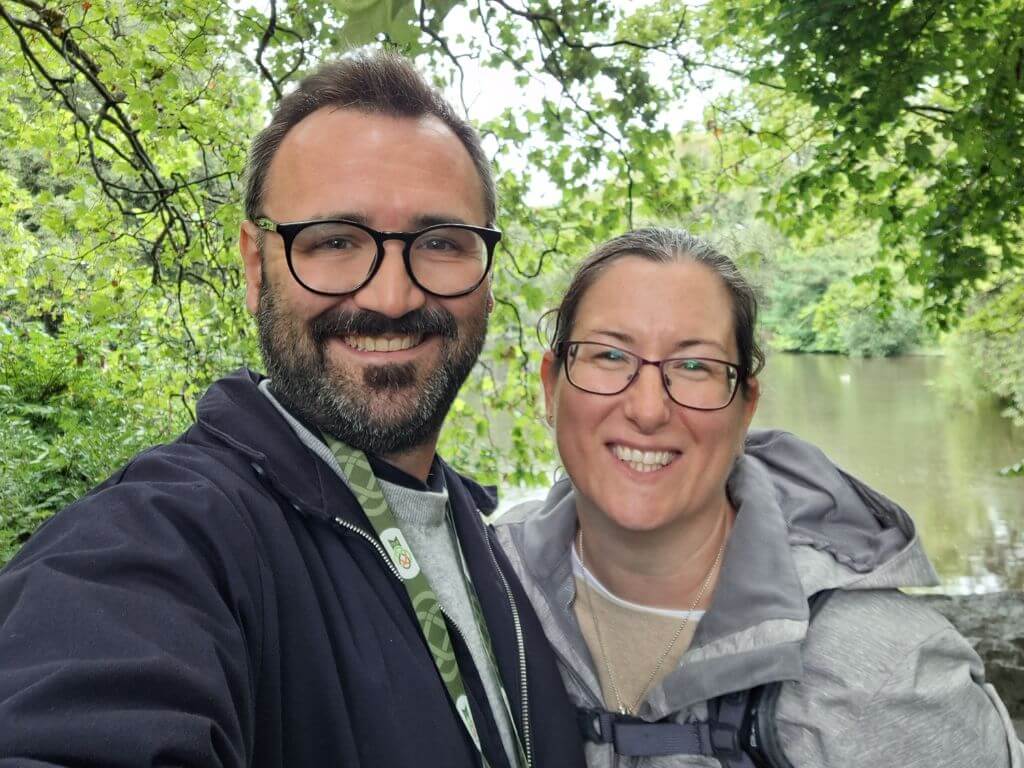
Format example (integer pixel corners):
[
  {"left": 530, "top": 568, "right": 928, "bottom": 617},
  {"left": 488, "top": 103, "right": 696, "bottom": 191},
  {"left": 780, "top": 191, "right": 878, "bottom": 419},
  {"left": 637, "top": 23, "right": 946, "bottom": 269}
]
[
  {"left": 566, "top": 342, "right": 738, "bottom": 410},
  {"left": 288, "top": 222, "right": 488, "bottom": 296}
]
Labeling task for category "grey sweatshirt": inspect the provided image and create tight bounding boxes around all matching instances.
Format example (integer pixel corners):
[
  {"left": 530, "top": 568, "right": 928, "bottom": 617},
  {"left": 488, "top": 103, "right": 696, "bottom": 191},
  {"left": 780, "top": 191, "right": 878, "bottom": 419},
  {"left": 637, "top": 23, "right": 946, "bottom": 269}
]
[{"left": 494, "top": 429, "right": 1024, "bottom": 768}]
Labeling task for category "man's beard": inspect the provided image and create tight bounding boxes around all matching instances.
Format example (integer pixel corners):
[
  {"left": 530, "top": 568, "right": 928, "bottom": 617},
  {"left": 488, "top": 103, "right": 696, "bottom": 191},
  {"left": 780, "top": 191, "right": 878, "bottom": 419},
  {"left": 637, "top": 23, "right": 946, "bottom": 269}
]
[{"left": 256, "top": 279, "right": 487, "bottom": 457}]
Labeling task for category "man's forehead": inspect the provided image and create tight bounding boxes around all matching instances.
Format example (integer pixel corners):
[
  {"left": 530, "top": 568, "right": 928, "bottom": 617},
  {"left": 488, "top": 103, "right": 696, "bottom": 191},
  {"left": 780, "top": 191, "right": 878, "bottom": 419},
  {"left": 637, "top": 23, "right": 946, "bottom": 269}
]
[
  {"left": 262, "top": 107, "right": 487, "bottom": 224},
  {"left": 278, "top": 108, "right": 459, "bottom": 161}
]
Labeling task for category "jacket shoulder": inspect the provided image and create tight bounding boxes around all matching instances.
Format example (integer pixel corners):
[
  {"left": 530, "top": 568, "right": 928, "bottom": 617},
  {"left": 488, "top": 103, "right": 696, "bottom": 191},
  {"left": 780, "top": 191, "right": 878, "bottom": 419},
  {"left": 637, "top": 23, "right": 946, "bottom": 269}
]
[
  {"left": 7, "top": 437, "right": 273, "bottom": 593},
  {"left": 776, "top": 589, "right": 1020, "bottom": 767},
  {"left": 0, "top": 439, "right": 274, "bottom": 764}
]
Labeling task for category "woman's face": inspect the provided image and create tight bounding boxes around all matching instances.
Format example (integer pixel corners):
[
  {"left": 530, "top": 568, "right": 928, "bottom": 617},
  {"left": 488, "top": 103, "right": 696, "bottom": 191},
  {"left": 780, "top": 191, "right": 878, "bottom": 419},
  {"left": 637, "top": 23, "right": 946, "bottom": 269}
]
[{"left": 541, "top": 256, "right": 759, "bottom": 535}]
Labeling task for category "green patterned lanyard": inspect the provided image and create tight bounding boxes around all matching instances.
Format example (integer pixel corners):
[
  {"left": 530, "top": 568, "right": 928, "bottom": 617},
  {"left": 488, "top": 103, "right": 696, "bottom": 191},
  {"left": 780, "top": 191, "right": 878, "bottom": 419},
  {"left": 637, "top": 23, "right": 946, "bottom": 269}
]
[{"left": 325, "top": 437, "right": 524, "bottom": 768}]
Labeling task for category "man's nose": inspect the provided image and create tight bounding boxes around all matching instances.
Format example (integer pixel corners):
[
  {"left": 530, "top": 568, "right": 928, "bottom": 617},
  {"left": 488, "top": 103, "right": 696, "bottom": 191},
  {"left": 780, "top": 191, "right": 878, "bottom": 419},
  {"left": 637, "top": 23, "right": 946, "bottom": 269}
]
[
  {"left": 622, "top": 363, "right": 672, "bottom": 432},
  {"left": 351, "top": 241, "right": 427, "bottom": 318}
]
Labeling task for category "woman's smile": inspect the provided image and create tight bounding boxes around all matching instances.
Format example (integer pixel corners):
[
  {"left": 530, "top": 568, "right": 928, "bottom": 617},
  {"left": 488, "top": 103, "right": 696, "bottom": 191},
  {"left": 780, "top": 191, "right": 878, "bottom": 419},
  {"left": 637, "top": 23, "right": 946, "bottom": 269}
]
[{"left": 607, "top": 443, "right": 680, "bottom": 474}]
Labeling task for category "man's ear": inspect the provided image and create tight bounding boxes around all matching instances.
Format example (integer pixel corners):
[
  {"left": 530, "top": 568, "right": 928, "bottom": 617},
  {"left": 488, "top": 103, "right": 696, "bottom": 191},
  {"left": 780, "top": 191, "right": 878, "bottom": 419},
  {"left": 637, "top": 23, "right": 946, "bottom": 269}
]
[
  {"left": 540, "top": 349, "right": 559, "bottom": 427},
  {"left": 239, "top": 221, "right": 263, "bottom": 316}
]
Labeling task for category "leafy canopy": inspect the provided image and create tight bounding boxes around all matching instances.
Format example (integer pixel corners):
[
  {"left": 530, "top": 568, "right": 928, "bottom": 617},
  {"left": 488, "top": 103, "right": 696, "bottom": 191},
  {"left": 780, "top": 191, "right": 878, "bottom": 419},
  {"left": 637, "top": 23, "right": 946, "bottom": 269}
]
[{"left": 1, "top": 0, "right": 1021, "bottom": 560}]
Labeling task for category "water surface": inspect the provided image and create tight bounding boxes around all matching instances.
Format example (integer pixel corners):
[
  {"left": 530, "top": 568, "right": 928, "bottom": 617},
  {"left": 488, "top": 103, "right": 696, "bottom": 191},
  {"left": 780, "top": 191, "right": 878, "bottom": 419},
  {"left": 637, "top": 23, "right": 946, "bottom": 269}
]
[{"left": 755, "top": 354, "right": 1024, "bottom": 593}]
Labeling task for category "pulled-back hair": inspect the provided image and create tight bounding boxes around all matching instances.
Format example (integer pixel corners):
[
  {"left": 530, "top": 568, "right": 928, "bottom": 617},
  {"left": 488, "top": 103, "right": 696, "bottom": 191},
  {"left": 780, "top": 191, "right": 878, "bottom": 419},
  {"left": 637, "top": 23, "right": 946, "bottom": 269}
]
[
  {"left": 243, "top": 50, "right": 496, "bottom": 225},
  {"left": 547, "top": 227, "right": 765, "bottom": 396}
]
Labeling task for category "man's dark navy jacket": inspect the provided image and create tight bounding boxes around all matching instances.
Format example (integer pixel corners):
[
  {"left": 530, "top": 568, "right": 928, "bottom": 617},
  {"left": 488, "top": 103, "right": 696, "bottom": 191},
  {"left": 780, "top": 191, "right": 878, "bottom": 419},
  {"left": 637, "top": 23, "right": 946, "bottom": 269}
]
[{"left": 0, "top": 369, "right": 585, "bottom": 767}]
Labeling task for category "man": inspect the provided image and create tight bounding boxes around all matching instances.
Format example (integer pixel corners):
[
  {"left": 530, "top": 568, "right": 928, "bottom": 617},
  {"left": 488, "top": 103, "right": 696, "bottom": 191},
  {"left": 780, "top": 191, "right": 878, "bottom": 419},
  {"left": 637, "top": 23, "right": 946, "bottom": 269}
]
[{"left": 0, "top": 52, "right": 585, "bottom": 767}]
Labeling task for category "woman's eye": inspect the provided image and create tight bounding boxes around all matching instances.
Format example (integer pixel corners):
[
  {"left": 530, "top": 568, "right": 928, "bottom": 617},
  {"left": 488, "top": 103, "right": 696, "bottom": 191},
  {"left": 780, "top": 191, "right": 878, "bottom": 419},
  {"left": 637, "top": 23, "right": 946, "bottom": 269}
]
[{"left": 669, "top": 358, "right": 710, "bottom": 374}]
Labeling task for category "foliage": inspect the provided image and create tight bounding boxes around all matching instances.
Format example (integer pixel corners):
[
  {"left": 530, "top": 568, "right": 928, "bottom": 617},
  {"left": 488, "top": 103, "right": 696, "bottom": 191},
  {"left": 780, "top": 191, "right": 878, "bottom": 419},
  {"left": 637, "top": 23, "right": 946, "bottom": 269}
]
[
  {"left": 1, "top": 0, "right": 1021, "bottom": 562},
  {"left": 702, "top": 0, "right": 1024, "bottom": 328},
  {"left": 0, "top": 323, "right": 188, "bottom": 563},
  {"left": 810, "top": 279, "right": 924, "bottom": 357},
  {"left": 948, "top": 273, "right": 1024, "bottom": 424}
]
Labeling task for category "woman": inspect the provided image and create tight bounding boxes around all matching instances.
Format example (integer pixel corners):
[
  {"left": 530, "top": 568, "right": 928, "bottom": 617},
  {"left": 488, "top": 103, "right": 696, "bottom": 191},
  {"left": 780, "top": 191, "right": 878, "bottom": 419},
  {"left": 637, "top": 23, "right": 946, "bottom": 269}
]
[{"left": 494, "top": 228, "right": 1022, "bottom": 767}]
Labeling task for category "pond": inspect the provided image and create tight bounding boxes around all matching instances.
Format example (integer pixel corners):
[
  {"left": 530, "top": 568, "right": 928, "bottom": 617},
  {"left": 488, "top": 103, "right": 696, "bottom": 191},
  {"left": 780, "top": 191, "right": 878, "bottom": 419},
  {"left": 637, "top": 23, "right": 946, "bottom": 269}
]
[{"left": 497, "top": 353, "right": 1024, "bottom": 594}]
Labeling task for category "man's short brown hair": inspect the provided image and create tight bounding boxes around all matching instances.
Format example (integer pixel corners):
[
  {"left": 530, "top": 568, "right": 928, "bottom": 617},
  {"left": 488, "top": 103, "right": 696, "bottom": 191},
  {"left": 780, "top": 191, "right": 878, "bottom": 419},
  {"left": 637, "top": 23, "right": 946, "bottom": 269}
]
[{"left": 243, "top": 50, "right": 497, "bottom": 226}]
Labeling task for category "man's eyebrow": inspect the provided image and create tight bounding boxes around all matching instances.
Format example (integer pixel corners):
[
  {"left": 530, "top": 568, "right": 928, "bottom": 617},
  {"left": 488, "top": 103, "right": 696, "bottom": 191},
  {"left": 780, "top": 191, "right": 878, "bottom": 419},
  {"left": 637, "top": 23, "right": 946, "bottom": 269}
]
[
  {"left": 304, "top": 213, "right": 472, "bottom": 229},
  {"left": 410, "top": 214, "right": 471, "bottom": 229},
  {"left": 316, "top": 211, "right": 371, "bottom": 225}
]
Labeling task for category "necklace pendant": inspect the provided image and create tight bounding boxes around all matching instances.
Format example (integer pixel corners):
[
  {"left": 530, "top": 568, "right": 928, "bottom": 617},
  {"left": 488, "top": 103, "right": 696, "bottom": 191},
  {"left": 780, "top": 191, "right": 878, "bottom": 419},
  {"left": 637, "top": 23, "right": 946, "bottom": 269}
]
[{"left": 618, "top": 705, "right": 629, "bottom": 716}]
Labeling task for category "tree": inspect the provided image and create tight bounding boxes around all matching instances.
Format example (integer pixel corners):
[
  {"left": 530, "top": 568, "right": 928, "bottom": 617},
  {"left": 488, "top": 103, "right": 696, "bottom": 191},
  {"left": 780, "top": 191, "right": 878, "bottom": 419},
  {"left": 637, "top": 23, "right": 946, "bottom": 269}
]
[
  {"left": 702, "top": 0, "right": 1024, "bottom": 325},
  {"left": 2, "top": 0, "right": 1021, "bottom": 561}
]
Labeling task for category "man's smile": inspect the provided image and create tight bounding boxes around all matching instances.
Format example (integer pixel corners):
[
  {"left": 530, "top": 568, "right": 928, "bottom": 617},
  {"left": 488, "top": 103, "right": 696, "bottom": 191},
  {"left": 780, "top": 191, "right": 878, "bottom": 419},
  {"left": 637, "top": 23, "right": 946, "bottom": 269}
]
[
  {"left": 342, "top": 333, "right": 425, "bottom": 353},
  {"left": 325, "top": 333, "right": 440, "bottom": 365}
]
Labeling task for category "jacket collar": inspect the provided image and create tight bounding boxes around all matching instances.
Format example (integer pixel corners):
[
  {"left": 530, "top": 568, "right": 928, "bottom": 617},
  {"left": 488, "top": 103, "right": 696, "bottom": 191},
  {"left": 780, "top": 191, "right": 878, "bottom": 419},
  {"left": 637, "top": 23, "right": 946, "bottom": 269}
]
[
  {"left": 192, "top": 368, "right": 497, "bottom": 520},
  {"left": 510, "top": 459, "right": 809, "bottom": 715}
]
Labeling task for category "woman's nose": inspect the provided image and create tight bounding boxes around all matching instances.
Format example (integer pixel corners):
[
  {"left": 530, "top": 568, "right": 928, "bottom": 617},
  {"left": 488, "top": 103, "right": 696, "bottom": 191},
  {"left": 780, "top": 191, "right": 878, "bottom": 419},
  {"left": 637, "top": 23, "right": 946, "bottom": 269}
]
[{"left": 622, "top": 363, "right": 672, "bottom": 431}]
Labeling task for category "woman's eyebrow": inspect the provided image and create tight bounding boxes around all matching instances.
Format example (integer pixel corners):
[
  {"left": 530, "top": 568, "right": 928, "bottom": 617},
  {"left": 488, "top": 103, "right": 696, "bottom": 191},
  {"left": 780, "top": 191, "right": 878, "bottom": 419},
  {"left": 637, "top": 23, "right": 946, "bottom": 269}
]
[
  {"left": 587, "top": 329, "right": 634, "bottom": 344},
  {"left": 587, "top": 330, "right": 727, "bottom": 354},
  {"left": 674, "top": 338, "right": 728, "bottom": 354}
]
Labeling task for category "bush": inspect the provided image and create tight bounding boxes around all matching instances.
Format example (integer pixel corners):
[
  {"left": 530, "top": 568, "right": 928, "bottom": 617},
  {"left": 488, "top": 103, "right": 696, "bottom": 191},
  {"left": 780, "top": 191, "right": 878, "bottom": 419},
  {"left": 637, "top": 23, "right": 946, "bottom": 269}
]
[{"left": 0, "top": 323, "right": 188, "bottom": 564}]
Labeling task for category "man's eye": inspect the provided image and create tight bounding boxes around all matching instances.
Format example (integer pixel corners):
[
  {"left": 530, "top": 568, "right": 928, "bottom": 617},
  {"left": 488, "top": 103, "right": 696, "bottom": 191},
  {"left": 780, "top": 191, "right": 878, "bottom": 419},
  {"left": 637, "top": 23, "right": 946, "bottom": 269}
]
[
  {"left": 419, "top": 237, "right": 459, "bottom": 251},
  {"left": 316, "top": 237, "right": 354, "bottom": 250}
]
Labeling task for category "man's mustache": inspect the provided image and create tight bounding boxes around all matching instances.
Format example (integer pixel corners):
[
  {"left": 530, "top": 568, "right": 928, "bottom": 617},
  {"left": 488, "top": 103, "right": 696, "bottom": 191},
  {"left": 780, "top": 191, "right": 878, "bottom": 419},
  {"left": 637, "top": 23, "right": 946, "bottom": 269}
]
[{"left": 310, "top": 307, "right": 458, "bottom": 344}]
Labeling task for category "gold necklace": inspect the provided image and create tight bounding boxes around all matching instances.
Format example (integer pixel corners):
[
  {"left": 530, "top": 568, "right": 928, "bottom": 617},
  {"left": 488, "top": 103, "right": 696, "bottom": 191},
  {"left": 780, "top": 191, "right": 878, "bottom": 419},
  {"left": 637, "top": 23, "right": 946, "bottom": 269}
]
[{"left": 576, "top": 527, "right": 726, "bottom": 716}]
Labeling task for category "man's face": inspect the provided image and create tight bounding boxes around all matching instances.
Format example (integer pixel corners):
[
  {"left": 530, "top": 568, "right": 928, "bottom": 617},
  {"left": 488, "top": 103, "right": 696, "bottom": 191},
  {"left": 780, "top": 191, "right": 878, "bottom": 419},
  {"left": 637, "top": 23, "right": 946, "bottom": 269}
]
[{"left": 240, "top": 108, "right": 491, "bottom": 459}]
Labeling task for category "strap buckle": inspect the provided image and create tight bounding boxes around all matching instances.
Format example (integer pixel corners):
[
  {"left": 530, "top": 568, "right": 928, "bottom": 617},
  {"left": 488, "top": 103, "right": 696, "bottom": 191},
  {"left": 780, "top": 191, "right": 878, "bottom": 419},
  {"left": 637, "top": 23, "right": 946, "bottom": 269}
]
[
  {"left": 577, "top": 708, "right": 625, "bottom": 744},
  {"left": 577, "top": 707, "right": 713, "bottom": 758}
]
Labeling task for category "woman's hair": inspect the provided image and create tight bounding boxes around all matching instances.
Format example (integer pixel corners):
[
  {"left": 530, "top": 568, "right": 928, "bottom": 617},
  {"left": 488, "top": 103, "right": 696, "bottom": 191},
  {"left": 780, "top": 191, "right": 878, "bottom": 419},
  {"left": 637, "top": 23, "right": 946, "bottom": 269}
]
[{"left": 546, "top": 227, "right": 765, "bottom": 396}]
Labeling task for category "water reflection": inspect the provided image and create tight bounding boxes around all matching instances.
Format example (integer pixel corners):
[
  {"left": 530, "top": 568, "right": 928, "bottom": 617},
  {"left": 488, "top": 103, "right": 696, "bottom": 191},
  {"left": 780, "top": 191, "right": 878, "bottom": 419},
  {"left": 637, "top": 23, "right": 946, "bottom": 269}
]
[{"left": 754, "top": 354, "right": 1024, "bottom": 593}]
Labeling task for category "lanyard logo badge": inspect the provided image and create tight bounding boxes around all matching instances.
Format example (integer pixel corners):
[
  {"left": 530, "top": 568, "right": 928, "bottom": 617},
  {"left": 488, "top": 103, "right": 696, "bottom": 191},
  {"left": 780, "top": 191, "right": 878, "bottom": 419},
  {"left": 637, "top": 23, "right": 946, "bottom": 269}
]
[{"left": 381, "top": 527, "right": 420, "bottom": 579}]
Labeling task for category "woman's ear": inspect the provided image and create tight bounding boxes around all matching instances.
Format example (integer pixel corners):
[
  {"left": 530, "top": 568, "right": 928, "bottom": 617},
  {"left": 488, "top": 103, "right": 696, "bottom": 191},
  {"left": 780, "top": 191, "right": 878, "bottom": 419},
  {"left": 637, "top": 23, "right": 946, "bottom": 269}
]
[
  {"left": 540, "top": 350, "right": 558, "bottom": 427},
  {"left": 737, "top": 376, "right": 760, "bottom": 455}
]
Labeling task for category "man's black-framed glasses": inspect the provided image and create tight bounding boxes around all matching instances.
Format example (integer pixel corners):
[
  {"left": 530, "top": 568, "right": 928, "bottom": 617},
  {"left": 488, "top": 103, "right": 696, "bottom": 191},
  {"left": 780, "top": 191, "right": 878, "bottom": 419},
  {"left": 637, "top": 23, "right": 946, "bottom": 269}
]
[
  {"left": 559, "top": 341, "right": 742, "bottom": 411},
  {"left": 254, "top": 217, "right": 501, "bottom": 298}
]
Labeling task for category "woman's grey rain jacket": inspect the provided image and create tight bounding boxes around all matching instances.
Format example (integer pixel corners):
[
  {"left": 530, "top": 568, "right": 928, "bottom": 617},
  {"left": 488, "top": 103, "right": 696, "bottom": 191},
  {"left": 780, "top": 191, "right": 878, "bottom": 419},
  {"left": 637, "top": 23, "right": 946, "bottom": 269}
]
[{"left": 494, "top": 429, "right": 1024, "bottom": 768}]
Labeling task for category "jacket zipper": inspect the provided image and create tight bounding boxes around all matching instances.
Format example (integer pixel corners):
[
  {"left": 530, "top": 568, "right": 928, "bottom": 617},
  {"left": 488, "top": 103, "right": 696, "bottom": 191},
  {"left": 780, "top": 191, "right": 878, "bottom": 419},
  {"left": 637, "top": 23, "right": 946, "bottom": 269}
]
[
  {"left": 483, "top": 527, "right": 533, "bottom": 768},
  {"left": 333, "top": 515, "right": 532, "bottom": 768}
]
